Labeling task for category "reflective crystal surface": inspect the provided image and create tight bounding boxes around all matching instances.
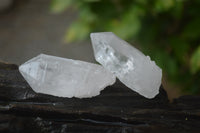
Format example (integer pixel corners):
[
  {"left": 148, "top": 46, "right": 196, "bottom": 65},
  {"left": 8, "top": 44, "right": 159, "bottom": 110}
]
[
  {"left": 19, "top": 54, "right": 116, "bottom": 98},
  {"left": 90, "top": 32, "right": 162, "bottom": 98}
]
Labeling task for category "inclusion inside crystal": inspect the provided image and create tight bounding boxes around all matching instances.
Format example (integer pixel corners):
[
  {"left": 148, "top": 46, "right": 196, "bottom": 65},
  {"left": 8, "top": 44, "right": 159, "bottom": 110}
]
[{"left": 90, "top": 32, "right": 162, "bottom": 98}]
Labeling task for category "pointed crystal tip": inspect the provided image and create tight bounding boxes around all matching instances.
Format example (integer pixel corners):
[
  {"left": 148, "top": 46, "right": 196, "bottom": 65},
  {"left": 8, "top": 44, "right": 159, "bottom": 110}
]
[
  {"left": 90, "top": 32, "right": 162, "bottom": 99},
  {"left": 19, "top": 54, "right": 116, "bottom": 98}
]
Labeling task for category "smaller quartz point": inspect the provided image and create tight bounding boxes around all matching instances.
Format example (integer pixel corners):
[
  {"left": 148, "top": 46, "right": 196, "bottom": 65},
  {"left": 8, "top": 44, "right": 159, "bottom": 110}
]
[
  {"left": 90, "top": 32, "right": 162, "bottom": 98},
  {"left": 19, "top": 54, "right": 116, "bottom": 98}
]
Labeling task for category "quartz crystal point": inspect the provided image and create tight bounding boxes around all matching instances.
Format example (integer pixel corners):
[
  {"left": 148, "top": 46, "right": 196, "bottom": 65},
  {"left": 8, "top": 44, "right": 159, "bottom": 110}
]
[
  {"left": 90, "top": 32, "right": 162, "bottom": 98},
  {"left": 19, "top": 54, "right": 116, "bottom": 98}
]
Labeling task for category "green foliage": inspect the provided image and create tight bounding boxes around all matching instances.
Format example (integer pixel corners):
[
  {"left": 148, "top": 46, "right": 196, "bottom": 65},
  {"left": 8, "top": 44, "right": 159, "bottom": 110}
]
[
  {"left": 191, "top": 46, "right": 200, "bottom": 74},
  {"left": 50, "top": 0, "right": 74, "bottom": 13},
  {"left": 51, "top": 0, "right": 200, "bottom": 94},
  {"left": 65, "top": 21, "right": 90, "bottom": 43}
]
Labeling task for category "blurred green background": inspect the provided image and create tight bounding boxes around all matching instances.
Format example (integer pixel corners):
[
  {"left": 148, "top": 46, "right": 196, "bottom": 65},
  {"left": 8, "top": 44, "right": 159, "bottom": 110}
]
[{"left": 50, "top": 0, "right": 200, "bottom": 96}]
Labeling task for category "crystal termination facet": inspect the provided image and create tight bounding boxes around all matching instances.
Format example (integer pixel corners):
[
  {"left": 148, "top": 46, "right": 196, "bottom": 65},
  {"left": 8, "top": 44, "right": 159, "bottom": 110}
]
[
  {"left": 19, "top": 54, "right": 116, "bottom": 98},
  {"left": 91, "top": 32, "right": 162, "bottom": 98}
]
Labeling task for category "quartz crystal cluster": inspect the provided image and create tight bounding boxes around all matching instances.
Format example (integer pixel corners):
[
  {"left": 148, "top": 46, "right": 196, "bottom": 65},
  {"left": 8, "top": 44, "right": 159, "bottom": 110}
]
[
  {"left": 19, "top": 32, "right": 162, "bottom": 99},
  {"left": 19, "top": 54, "right": 116, "bottom": 98},
  {"left": 90, "top": 32, "right": 162, "bottom": 98}
]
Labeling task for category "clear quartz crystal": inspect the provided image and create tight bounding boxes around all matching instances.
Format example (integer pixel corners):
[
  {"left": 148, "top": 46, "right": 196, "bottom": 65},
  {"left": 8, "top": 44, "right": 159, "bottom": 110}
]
[
  {"left": 19, "top": 54, "right": 116, "bottom": 98},
  {"left": 90, "top": 32, "right": 162, "bottom": 98}
]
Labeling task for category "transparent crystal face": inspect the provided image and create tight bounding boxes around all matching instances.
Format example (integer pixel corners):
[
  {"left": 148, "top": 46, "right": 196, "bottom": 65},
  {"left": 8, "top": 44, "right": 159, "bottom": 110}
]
[
  {"left": 95, "top": 42, "right": 134, "bottom": 79},
  {"left": 91, "top": 32, "right": 162, "bottom": 98},
  {"left": 19, "top": 54, "right": 116, "bottom": 98}
]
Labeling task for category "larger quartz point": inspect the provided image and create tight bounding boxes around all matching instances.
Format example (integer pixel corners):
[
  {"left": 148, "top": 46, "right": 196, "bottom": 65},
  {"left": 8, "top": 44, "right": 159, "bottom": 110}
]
[
  {"left": 90, "top": 32, "right": 162, "bottom": 98},
  {"left": 19, "top": 54, "right": 116, "bottom": 98}
]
